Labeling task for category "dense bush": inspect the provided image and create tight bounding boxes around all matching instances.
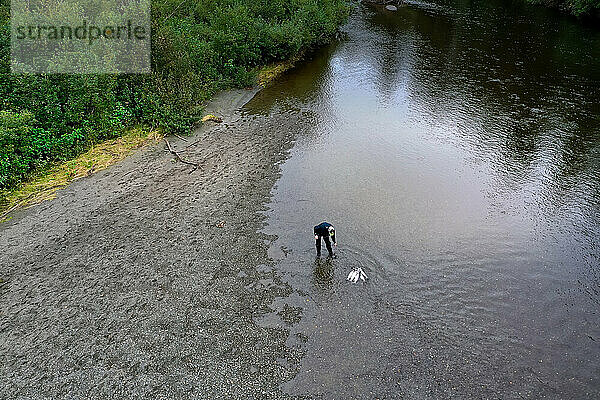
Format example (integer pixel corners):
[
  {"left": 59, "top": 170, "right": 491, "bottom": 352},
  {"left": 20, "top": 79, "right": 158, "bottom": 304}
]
[{"left": 0, "top": 0, "right": 349, "bottom": 191}]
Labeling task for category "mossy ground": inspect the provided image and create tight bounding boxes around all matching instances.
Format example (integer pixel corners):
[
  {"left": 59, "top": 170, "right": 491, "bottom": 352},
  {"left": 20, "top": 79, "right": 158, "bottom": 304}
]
[
  {"left": 257, "top": 51, "right": 305, "bottom": 87},
  {"left": 0, "top": 128, "right": 162, "bottom": 222}
]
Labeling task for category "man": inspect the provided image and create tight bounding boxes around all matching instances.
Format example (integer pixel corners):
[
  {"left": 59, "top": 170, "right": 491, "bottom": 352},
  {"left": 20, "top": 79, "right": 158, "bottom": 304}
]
[{"left": 314, "top": 221, "right": 337, "bottom": 257}]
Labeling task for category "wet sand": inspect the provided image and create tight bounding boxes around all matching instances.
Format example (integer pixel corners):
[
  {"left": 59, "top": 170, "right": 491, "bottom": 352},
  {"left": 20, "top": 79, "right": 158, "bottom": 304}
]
[{"left": 0, "top": 88, "right": 304, "bottom": 399}]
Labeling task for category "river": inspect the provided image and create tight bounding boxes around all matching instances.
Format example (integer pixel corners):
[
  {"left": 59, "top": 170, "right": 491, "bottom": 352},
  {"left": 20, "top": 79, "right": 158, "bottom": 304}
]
[{"left": 245, "top": 0, "right": 600, "bottom": 398}]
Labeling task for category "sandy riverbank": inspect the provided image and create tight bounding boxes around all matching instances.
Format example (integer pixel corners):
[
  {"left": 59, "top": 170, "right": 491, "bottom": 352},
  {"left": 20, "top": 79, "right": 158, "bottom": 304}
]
[{"left": 0, "top": 87, "right": 305, "bottom": 399}]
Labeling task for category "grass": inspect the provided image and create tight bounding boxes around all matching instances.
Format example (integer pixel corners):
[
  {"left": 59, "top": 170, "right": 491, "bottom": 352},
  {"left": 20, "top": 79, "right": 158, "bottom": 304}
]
[
  {"left": 0, "top": 49, "right": 311, "bottom": 222},
  {"left": 257, "top": 51, "right": 306, "bottom": 87},
  {"left": 0, "top": 127, "right": 162, "bottom": 222},
  {"left": 0, "top": 55, "right": 300, "bottom": 223}
]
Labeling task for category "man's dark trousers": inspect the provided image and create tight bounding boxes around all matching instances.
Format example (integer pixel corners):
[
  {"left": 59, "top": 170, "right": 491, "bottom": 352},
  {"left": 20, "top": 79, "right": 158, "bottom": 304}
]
[{"left": 316, "top": 235, "right": 333, "bottom": 257}]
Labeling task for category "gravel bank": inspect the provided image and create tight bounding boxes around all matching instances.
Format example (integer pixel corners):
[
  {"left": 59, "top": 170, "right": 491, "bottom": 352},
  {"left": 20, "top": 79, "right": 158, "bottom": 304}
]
[{"left": 0, "top": 88, "right": 305, "bottom": 399}]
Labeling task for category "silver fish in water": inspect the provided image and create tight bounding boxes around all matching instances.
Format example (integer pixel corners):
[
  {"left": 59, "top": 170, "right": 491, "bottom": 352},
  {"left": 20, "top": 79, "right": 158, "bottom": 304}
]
[{"left": 347, "top": 267, "right": 367, "bottom": 283}]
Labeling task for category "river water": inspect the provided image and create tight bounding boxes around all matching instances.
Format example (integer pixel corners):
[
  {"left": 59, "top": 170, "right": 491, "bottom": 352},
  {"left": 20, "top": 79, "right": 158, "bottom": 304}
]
[{"left": 245, "top": 1, "right": 600, "bottom": 398}]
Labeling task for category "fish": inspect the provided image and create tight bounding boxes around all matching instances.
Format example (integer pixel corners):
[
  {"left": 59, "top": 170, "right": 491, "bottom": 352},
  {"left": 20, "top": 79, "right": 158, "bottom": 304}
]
[
  {"left": 348, "top": 267, "right": 369, "bottom": 283},
  {"left": 347, "top": 270, "right": 358, "bottom": 282},
  {"left": 358, "top": 268, "right": 367, "bottom": 281},
  {"left": 346, "top": 267, "right": 368, "bottom": 283}
]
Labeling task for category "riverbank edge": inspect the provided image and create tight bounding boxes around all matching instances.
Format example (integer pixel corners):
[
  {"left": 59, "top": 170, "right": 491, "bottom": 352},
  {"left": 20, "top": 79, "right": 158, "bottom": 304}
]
[
  {"left": 0, "top": 128, "right": 163, "bottom": 222},
  {"left": 0, "top": 53, "right": 306, "bottom": 223},
  {"left": 0, "top": 67, "right": 307, "bottom": 396}
]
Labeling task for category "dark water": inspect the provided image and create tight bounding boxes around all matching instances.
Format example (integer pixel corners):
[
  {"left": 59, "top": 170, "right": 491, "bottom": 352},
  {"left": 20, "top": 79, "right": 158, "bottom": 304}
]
[{"left": 246, "top": 0, "right": 600, "bottom": 398}]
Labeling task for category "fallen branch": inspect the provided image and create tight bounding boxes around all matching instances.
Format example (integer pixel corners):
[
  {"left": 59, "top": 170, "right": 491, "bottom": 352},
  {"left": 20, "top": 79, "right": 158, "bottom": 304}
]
[
  {"left": 164, "top": 138, "right": 200, "bottom": 172},
  {"left": 184, "top": 138, "right": 203, "bottom": 149}
]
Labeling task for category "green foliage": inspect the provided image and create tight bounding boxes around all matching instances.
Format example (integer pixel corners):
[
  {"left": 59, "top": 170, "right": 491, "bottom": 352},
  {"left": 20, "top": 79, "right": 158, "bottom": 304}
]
[
  {"left": 0, "top": 111, "right": 54, "bottom": 188},
  {"left": 567, "top": 0, "right": 600, "bottom": 15},
  {"left": 0, "top": 0, "right": 350, "bottom": 190},
  {"left": 526, "top": 0, "right": 600, "bottom": 16}
]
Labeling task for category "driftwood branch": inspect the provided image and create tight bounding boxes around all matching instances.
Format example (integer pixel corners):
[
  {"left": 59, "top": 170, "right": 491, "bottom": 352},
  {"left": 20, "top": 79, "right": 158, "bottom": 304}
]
[
  {"left": 184, "top": 138, "right": 203, "bottom": 149},
  {"left": 164, "top": 138, "right": 200, "bottom": 172}
]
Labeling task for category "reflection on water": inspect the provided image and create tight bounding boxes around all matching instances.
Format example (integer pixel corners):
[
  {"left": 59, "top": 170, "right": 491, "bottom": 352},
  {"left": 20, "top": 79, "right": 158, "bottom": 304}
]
[
  {"left": 248, "top": 0, "right": 600, "bottom": 397},
  {"left": 313, "top": 257, "right": 335, "bottom": 288}
]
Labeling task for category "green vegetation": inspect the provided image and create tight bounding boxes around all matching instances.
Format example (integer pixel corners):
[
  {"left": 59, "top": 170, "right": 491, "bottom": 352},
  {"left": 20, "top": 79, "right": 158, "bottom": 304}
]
[
  {"left": 1, "top": 128, "right": 161, "bottom": 220},
  {"left": 526, "top": 0, "right": 600, "bottom": 16},
  {"left": 0, "top": 0, "right": 349, "bottom": 204}
]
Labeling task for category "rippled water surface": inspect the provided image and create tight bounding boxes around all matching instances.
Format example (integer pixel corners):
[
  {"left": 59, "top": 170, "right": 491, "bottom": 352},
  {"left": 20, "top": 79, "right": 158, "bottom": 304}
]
[{"left": 246, "top": 0, "right": 599, "bottom": 397}]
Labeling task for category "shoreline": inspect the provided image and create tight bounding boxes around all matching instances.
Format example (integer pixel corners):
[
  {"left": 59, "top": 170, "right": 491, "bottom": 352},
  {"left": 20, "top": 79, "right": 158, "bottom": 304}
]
[
  {"left": 0, "top": 128, "right": 163, "bottom": 223},
  {"left": 0, "top": 83, "right": 305, "bottom": 398},
  {"left": 0, "top": 51, "right": 302, "bottom": 223},
  {"left": 0, "top": 87, "right": 262, "bottom": 223}
]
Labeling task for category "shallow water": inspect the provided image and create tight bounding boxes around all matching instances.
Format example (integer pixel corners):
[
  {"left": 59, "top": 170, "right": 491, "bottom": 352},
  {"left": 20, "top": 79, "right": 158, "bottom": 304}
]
[{"left": 246, "top": 0, "right": 600, "bottom": 397}]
